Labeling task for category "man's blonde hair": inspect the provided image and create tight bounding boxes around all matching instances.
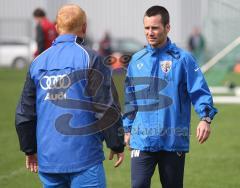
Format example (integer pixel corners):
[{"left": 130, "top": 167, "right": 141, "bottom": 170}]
[{"left": 56, "top": 4, "right": 86, "bottom": 34}]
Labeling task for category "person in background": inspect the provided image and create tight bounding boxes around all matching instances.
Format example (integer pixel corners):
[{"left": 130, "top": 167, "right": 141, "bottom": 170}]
[
  {"left": 124, "top": 5, "right": 217, "bottom": 188},
  {"left": 33, "top": 8, "right": 57, "bottom": 57},
  {"left": 99, "top": 32, "right": 112, "bottom": 57},
  {"left": 16, "top": 4, "right": 124, "bottom": 188},
  {"left": 188, "top": 27, "right": 206, "bottom": 64}
]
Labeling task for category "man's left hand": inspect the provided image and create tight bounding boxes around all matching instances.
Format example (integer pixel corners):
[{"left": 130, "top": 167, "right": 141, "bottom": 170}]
[
  {"left": 26, "top": 154, "right": 38, "bottom": 173},
  {"left": 196, "top": 121, "right": 211, "bottom": 144}
]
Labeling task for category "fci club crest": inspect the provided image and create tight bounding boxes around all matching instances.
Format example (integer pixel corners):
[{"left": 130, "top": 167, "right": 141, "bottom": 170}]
[{"left": 160, "top": 61, "right": 172, "bottom": 73}]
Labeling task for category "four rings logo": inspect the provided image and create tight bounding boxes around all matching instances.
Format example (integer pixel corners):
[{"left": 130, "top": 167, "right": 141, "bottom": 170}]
[
  {"left": 40, "top": 74, "right": 71, "bottom": 101},
  {"left": 40, "top": 74, "right": 71, "bottom": 90}
]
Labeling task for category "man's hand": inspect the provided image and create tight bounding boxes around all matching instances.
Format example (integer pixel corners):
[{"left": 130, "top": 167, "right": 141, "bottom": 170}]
[
  {"left": 109, "top": 150, "right": 124, "bottom": 168},
  {"left": 124, "top": 132, "right": 131, "bottom": 150},
  {"left": 196, "top": 121, "right": 211, "bottom": 144},
  {"left": 26, "top": 154, "right": 38, "bottom": 173}
]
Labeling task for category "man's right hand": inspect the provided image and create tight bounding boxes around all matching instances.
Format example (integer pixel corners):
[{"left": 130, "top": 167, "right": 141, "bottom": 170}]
[
  {"left": 124, "top": 133, "right": 131, "bottom": 150},
  {"left": 109, "top": 150, "right": 124, "bottom": 168},
  {"left": 26, "top": 154, "right": 38, "bottom": 173}
]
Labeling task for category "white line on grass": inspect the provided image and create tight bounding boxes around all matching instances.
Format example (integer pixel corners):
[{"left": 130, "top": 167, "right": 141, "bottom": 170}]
[
  {"left": 213, "top": 96, "right": 240, "bottom": 104},
  {"left": 201, "top": 36, "right": 240, "bottom": 73}
]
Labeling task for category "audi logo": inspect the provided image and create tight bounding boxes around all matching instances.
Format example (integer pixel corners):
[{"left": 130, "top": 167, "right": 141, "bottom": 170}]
[{"left": 40, "top": 74, "right": 71, "bottom": 90}]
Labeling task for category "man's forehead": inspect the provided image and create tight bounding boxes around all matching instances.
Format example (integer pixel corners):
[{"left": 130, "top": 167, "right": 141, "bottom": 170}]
[{"left": 144, "top": 15, "right": 162, "bottom": 24}]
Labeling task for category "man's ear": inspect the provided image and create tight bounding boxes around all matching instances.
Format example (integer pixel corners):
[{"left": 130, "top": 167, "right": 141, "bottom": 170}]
[
  {"left": 165, "top": 24, "right": 170, "bottom": 33},
  {"left": 55, "top": 24, "right": 59, "bottom": 34}
]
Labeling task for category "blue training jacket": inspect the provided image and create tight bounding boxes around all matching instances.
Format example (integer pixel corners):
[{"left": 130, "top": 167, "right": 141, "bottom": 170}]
[
  {"left": 123, "top": 38, "right": 217, "bottom": 152},
  {"left": 15, "top": 34, "right": 124, "bottom": 173}
]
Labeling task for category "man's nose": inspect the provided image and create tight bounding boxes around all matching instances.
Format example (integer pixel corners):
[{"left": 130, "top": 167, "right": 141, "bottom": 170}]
[
  {"left": 148, "top": 28, "right": 153, "bottom": 35},
  {"left": 149, "top": 28, "right": 154, "bottom": 35}
]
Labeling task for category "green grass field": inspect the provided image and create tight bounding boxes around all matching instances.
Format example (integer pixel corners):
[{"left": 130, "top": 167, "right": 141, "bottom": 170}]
[
  {"left": 223, "top": 72, "right": 240, "bottom": 86},
  {"left": 0, "top": 68, "right": 240, "bottom": 188}
]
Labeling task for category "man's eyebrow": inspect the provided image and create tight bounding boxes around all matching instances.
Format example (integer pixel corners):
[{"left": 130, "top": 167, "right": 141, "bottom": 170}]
[{"left": 144, "top": 26, "right": 159, "bottom": 28}]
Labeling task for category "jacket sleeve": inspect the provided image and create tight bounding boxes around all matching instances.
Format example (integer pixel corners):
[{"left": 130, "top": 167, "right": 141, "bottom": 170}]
[
  {"left": 36, "top": 24, "right": 45, "bottom": 54},
  {"left": 184, "top": 54, "right": 217, "bottom": 119},
  {"left": 87, "top": 55, "right": 124, "bottom": 153},
  {"left": 15, "top": 71, "right": 37, "bottom": 155},
  {"left": 122, "top": 62, "right": 137, "bottom": 133}
]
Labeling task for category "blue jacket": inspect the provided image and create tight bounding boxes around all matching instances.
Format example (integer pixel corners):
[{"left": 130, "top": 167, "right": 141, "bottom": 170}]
[
  {"left": 123, "top": 38, "right": 217, "bottom": 152},
  {"left": 15, "top": 34, "right": 124, "bottom": 173}
]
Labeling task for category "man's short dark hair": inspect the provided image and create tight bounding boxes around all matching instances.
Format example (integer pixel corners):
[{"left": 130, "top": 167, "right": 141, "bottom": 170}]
[
  {"left": 145, "top": 6, "right": 169, "bottom": 26},
  {"left": 33, "top": 8, "right": 46, "bottom": 18}
]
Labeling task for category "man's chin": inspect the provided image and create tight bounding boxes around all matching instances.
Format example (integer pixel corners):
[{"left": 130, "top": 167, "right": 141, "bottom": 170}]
[{"left": 148, "top": 41, "right": 157, "bottom": 47}]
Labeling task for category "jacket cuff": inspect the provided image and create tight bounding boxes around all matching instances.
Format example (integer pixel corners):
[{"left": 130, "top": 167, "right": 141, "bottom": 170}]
[
  {"left": 123, "top": 126, "right": 131, "bottom": 133},
  {"left": 25, "top": 151, "right": 37, "bottom": 156},
  {"left": 111, "top": 146, "right": 124, "bottom": 153},
  {"left": 199, "top": 106, "right": 218, "bottom": 120}
]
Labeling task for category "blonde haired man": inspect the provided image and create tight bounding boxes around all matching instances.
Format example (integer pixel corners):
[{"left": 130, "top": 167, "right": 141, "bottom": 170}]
[{"left": 16, "top": 4, "right": 124, "bottom": 188}]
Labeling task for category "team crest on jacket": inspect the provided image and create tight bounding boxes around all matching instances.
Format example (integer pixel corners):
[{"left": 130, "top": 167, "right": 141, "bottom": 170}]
[{"left": 160, "top": 61, "right": 172, "bottom": 73}]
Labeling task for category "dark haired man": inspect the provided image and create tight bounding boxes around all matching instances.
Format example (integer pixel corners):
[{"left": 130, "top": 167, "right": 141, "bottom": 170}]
[
  {"left": 33, "top": 8, "right": 57, "bottom": 57},
  {"left": 123, "top": 5, "right": 217, "bottom": 188}
]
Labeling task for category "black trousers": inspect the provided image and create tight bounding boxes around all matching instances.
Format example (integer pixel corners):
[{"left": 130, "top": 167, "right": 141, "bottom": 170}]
[{"left": 131, "top": 150, "right": 185, "bottom": 188}]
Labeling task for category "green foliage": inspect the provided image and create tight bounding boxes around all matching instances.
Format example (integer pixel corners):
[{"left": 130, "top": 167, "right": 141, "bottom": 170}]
[{"left": 0, "top": 69, "right": 239, "bottom": 188}]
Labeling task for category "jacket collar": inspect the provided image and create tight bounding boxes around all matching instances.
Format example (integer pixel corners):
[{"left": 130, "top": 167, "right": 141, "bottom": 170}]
[
  {"left": 146, "top": 37, "right": 171, "bottom": 55},
  {"left": 53, "top": 34, "right": 84, "bottom": 45},
  {"left": 146, "top": 38, "right": 180, "bottom": 59}
]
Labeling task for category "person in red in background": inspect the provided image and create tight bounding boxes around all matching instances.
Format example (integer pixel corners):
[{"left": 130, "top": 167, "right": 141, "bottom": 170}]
[
  {"left": 99, "top": 32, "right": 112, "bottom": 57},
  {"left": 33, "top": 8, "right": 57, "bottom": 57}
]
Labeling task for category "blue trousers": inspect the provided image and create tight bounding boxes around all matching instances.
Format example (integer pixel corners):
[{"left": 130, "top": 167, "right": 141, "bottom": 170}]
[
  {"left": 38, "top": 163, "right": 106, "bottom": 188},
  {"left": 131, "top": 150, "right": 185, "bottom": 188}
]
